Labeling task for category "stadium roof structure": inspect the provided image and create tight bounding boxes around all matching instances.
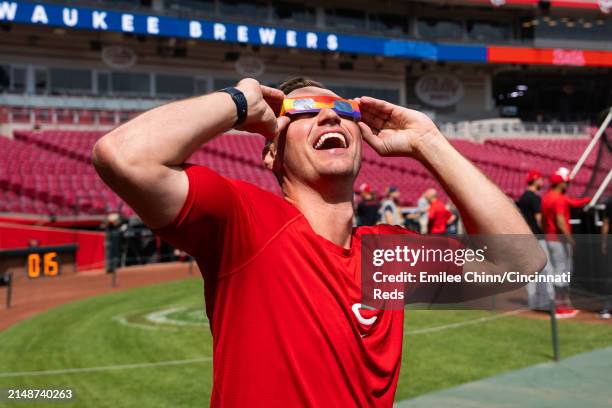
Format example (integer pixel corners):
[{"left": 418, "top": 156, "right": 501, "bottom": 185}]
[{"left": 1, "top": 0, "right": 612, "bottom": 67}]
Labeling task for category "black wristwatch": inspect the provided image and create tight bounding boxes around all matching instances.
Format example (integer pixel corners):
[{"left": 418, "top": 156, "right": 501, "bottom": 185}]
[{"left": 219, "top": 87, "right": 248, "bottom": 127}]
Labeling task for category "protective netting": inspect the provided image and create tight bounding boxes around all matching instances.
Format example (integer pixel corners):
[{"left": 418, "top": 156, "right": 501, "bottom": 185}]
[{"left": 581, "top": 120, "right": 611, "bottom": 200}]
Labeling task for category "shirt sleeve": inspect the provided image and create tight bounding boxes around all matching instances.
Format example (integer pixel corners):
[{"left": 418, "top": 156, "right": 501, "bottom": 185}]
[
  {"left": 566, "top": 196, "right": 591, "bottom": 208},
  {"left": 152, "top": 164, "right": 262, "bottom": 279}
]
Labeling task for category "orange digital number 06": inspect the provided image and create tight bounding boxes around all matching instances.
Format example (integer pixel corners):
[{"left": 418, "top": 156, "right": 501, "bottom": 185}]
[{"left": 27, "top": 252, "right": 59, "bottom": 278}]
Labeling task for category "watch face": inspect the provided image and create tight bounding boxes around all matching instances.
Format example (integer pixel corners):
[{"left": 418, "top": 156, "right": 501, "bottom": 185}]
[{"left": 293, "top": 98, "right": 316, "bottom": 111}]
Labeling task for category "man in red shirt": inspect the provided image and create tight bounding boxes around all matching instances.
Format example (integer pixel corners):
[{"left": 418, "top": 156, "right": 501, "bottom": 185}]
[
  {"left": 93, "top": 77, "right": 544, "bottom": 406},
  {"left": 541, "top": 167, "right": 591, "bottom": 318},
  {"left": 426, "top": 190, "right": 456, "bottom": 234}
]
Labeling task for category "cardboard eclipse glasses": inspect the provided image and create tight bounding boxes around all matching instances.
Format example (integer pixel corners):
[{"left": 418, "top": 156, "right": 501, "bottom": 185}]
[{"left": 279, "top": 96, "right": 361, "bottom": 121}]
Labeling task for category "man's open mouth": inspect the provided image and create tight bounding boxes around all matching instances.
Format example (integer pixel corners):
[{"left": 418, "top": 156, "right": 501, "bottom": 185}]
[{"left": 313, "top": 132, "right": 348, "bottom": 150}]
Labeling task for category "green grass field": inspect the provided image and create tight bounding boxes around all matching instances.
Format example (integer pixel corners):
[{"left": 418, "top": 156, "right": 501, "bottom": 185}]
[{"left": 1, "top": 278, "right": 612, "bottom": 407}]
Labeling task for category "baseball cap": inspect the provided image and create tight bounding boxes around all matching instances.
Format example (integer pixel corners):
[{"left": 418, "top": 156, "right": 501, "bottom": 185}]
[
  {"left": 359, "top": 183, "right": 371, "bottom": 193},
  {"left": 526, "top": 170, "right": 542, "bottom": 183},
  {"left": 388, "top": 186, "right": 398, "bottom": 193},
  {"left": 550, "top": 167, "right": 570, "bottom": 185}
]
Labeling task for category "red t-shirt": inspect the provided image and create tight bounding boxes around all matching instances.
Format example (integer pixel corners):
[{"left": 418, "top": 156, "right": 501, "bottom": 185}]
[
  {"left": 154, "top": 164, "right": 412, "bottom": 407},
  {"left": 541, "top": 190, "right": 590, "bottom": 240},
  {"left": 428, "top": 199, "right": 452, "bottom": 234}
]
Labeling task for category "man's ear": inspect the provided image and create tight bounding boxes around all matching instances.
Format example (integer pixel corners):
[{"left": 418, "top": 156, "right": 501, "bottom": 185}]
[
  {"left": 264, "top": 116, "right": 290, "bottom": 170},
  {"left": 263, "top": 142, "right": 276, "bottom": 171}
]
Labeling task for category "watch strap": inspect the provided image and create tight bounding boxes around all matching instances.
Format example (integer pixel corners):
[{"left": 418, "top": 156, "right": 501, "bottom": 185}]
[{"left": 220, "top": 87, "right": 248, "bottom": 127}]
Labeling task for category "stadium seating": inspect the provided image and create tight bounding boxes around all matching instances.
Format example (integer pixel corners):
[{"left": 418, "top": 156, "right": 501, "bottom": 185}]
[{"left": 0, "top": 129, "right": 606, "bottom": 217}]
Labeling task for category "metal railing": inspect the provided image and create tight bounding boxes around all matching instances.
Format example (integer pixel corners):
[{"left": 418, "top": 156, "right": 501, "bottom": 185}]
[{"left": 439, "top": 118, "right": 590, "bottom": 141}]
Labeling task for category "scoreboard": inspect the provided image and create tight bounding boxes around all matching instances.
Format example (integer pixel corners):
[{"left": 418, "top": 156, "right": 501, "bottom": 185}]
[{"left": 0, "top": 244, "right": 78, "bottom": 282}]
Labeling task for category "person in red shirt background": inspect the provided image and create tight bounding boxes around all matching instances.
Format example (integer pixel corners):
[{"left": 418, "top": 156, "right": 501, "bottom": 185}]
[
  {"left": 427, "top": 189, "right": 456, "bottom": 234},
  {"left": 92, "top": 76, "right": 545, "bottom": 407},
  {"left": 541, "top": 167, "right": 591, "bottom": 318}
]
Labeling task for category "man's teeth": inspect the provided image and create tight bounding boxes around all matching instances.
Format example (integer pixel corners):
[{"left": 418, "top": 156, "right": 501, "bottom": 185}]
[{"left": 314, "top": 133, "right": 346, "bottom": 149}]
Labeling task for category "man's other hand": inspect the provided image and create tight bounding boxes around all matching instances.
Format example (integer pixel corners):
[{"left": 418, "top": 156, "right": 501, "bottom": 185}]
[{"left": 356, "top": 96, "right": 442, "bottom": 159}]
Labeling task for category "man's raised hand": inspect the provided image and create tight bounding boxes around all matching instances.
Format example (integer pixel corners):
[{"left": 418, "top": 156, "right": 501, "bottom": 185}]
[
  {"left": 235, "top": 78, "right": 285, "bottom": 139},
  {"left": 356, "top": 96, "right": 442, "bottom": 159}
]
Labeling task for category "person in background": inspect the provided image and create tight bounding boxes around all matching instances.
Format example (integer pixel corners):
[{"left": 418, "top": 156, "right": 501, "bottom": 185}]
[
  {"left": 518, "top": 170, "right": 552, "bottom": 311},
  {"left": 416, "top": 189, "right": 434, "bottom": 234},
  {"left": 541, "top": 167, "right": 591, "bottom": 319},
  {"left": 518, "top": 170, "right": 544, "bottom": 235},
  {"left": 427, "top": 189, "right": 456, "bottom": 234},
  {"left": 600, "top": 196, "right": 611, "bottom": 319},
  {"left": 402, "top": 202, "right": 422, "bottom": 233},
  {"left": 445, "top": 201, "right": 461, "bottom": 235},
  {"left": 379, "top": 186, "right": 403, "bottom": 226},
  {"left": 602, "top": 196, "right": 611, "bottom": 256},
  {"left": 356, "top": 183, "right": 380, "bottom": 226}
]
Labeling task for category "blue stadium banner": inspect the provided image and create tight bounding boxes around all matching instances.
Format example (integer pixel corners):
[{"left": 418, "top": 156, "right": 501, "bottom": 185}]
[{"left": 0, "top": 0, "right": 488, "bottom": 63}]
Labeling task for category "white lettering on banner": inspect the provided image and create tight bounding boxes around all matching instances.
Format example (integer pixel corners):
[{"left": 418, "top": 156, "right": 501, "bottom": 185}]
[
  {"left": 552, "top": 49, "right": 585, "bottom": 66},
  {"left": 213, "top": 23, "right": 226, "bottom": 40},
  {"left": 286, "top": 30, "right": 297, "bottom": 47},
  {"left": 0, "top": 1, "right": 17, "bottom": 21},
  {"left": 306, "top": 32, "right": 317, "bottom": 48},
  {"left": 92, "top": 11, "right": 107, "bottom": 30},
  {"left": 189, "top": 21, "right": 202, "bottom": 38},
  {"left": 147, "top": 16, "right": 159, "bottom": 34},
  {"left": 599, "top": 0, "right": 612, "bottom": 14},
  {"left": 490, "top": 0, "right": 506, "bottom": 6},
  {"left": 237, "top": 25, "right": 248, "bottom": 42},
  {"left": 327, "top": 34, "right": 338, "bottom": 51},
  {"left": 62, "top": 8, "right": 78, "bottom": 27},
  {"left": 31, "top": 4, "right": 48, "bottom": 24},
  {"left": 0, "top": 4, "right": 354, "bottom": 55},
  {"left": 258, "top": 27, "right": 276, "bottom": 45},
  {"left": 122, "top": 14, "right": 134, "bottom": 32}
]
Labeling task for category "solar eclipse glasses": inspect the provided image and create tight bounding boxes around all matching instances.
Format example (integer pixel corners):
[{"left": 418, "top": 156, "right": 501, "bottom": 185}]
[{"left": 279, "top": 96, "right": 361, "bottom": 121}]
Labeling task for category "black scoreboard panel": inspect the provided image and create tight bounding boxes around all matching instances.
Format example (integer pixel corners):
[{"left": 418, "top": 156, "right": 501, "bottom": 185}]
[{"left": 0, "top": 244, "right": 78, "bottom": 282}]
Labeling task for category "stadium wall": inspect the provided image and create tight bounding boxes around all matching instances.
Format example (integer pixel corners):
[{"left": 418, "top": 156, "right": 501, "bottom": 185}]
[{"left": 0, "top": 222, "right": 105, "bottom": 270}]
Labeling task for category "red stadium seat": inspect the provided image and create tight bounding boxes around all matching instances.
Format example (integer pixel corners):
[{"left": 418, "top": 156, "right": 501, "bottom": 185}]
[{"left": 0, "top": 130, "right": 605, "bottom": 216}]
